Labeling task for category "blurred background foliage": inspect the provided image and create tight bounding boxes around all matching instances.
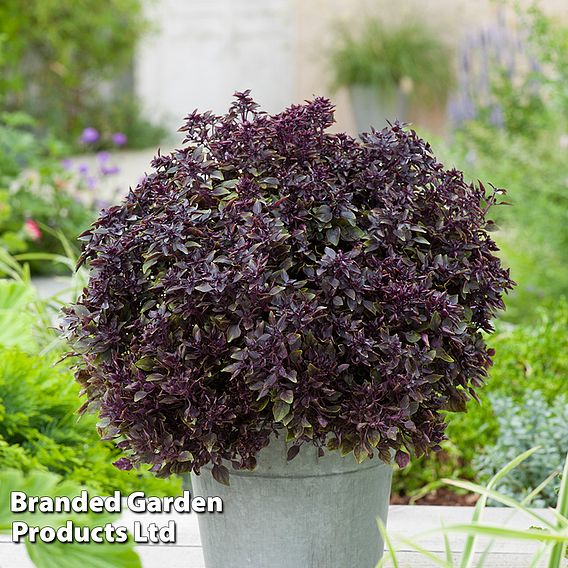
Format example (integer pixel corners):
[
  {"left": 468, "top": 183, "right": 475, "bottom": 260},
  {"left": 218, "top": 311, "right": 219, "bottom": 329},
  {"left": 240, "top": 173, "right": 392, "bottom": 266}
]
[
  {"left": 441, "top": 5, "right": 568, "bottom": 322},
  {"left": 0, "top": 112, "right": 104, "bottom": 273},
  {"left": 0, "top": 0, "right": 566, "bottom": 504},
  {"left": 391, "top": 5, "right": 568, "bottom": 502},
  {"left": 0, "top": 0, "right": 164, "bottom": 149},
  {"left": 330, "top": 18, "right": 454, "bottom": 101}
]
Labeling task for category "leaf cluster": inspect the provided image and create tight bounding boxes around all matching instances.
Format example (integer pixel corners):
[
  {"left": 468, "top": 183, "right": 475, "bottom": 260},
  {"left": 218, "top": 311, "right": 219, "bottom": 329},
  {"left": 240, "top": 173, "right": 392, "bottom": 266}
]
[
  {"left": 63, "top": 93, "right": 513, "bottom": 478},
  {"left": 393, "top": 300, "right": 568, "bottom": 496}
]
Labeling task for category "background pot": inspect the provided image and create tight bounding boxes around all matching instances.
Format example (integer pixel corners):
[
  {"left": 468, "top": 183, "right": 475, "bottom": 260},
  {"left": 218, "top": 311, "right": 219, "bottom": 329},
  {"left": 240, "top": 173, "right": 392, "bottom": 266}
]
[
  {"left": 189, "top": 435, "right": 392, "bottom": 568},
  {"left": 349, "top": 84, "right": 409, "bottom": 133}
]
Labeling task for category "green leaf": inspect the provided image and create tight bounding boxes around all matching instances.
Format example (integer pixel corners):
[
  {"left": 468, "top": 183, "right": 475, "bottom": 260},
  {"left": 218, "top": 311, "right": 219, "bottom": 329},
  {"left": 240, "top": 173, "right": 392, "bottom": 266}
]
[
  {"left": 279, "top": 390, "right": 294, "bottom": 404},
  {"left": 220, "top": 179, "right": 239, "bottom": 189},
  {"left": 133, "top": 391, "right": 148, "bottom": 402},
  {"left": 227, "top": 323, "right": 241, "bottom": 342},
  {"left": 326, "top": 227, "right": 340, "bottom": 246},
  {"left": 376, "top": 518, "right": 400, "bottom": 568},
  {"left": 353, "top": 445, "right": 369, "bottom": 464},
  {"left": 313, "top": 205, "right": 332, "bottom": 223},
  {"left": 134, "top": 356, "right": 154, "bottom": 371},
  {"left": 548, "top": 452, "right": 568, "bottom": 568},
  {"left": 272, "top": 400, "right": 290, "bottom": 422},
  {"left": 414, "top": 236, "right": 430, "bottom": 245},
  {"left": 435, "top": 349, "right": 455, "bottom": 363},
  {"left": 429, "top": 311, "right": 441, "bottom": 331},
  {"left": 396, "top": 535, "right": 452, "bottom": 568},
  {"left": 0, "top": 280, "right": 37, "bottom": 352},
  {"left": 443, "top": 478, "right": 556, "bottom": 530},
  {"left": 256, "top": 397, "right": 269, "bottom": 411},
  {"left": 142, "top": 258, "right": 157, "bottom": 274},
  {"left": 405, "top": 331, "right": 421, "bottom": 343},
  {"left": 439, "top": 524, "right": 568, "bottom": 543},
  {"left": 26, "top": 538, "right": 141, "bottom": 568},
  {"left": 458, "top": 446, "right": 542, "bottom": 568},
  {"left": 211, "top": 187, "right": 231, "bottom": 196}
]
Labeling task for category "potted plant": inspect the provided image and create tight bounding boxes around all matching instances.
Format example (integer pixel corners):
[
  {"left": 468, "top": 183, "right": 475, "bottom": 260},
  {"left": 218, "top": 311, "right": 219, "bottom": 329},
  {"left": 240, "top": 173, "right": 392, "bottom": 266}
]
[
  {"left": 62, "top": 92, "right": 513, "bottom": 568},
  {"left": 330, "top": 19, "right": 454, "bottom": 132}
]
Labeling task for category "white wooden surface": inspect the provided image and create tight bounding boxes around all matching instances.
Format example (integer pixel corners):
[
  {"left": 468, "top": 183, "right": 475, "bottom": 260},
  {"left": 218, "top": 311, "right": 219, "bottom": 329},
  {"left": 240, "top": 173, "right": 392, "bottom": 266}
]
[{"left": 1, "top": 505, "right": 564, "bottom": 568}]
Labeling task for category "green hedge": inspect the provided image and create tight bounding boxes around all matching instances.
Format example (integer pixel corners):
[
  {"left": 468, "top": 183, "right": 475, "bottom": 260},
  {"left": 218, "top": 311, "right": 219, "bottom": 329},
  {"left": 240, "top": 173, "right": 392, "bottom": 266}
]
[{"left": 0, "top": 278, "right": 181, "bottom": 496}]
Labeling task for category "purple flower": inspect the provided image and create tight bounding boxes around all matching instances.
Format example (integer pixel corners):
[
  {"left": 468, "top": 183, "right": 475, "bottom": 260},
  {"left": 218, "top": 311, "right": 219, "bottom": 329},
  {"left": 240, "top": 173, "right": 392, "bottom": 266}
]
[
  {"left": 112, "top": 132, "right": 127, "bottom": 146},
  {"left": 97, "top": 151, "right": 110, "bottom": 163},
  {"left": 78, "top": 163, "right": 89, "bottom": 175},
  {"left": 490, "top": 104, "right": 505, "bottom": 128},
  {"left": 80, "top": 127, "right": 100, "bottom": 144},
  {"left": 101, "top": 165, "right": 120, "bottom": 176},
  {"left": 61, "top": 158, "right": 73, "bottom": 170},
  {"left": 448, "top": 14, "right": 541, "bottom": 130}
]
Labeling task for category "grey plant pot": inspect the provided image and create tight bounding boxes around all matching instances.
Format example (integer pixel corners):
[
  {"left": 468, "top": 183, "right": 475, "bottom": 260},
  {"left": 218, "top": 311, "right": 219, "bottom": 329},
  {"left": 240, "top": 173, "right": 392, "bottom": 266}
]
[
  {"left": 349, "top": 84, "right": 409, "bottom": 133},
  {"left": 189, "top": 435, "right": 392, "bottom": 568}
]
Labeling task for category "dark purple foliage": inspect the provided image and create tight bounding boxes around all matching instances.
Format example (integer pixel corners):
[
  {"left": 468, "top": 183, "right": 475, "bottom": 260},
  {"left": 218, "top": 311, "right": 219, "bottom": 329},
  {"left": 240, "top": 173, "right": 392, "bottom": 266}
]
[{"left": 62, "top": 92, "right": 513, "bottom": 479}]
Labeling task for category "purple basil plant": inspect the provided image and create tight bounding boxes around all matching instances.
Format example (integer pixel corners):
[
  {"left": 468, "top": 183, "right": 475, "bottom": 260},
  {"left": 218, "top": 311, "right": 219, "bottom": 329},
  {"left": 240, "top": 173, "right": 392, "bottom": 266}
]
[{"left": 62, "top": 92, "right": 513, "bottom": 483}]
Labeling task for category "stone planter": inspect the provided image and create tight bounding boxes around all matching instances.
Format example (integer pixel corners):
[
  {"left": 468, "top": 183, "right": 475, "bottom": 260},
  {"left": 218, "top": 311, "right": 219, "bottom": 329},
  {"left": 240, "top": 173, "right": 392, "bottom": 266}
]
[
  {"left": 349, "top": 84, "right": 409, "bottom": 133},
  {"left": 189, "top": 435, "right": 392, "bottom": 568}
]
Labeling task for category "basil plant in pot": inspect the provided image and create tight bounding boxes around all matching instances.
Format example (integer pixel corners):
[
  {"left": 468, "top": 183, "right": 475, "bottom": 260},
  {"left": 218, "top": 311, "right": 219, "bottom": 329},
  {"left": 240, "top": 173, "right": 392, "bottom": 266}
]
[{"left": 62, "top": 92, "right": 513, "bottom": 568}]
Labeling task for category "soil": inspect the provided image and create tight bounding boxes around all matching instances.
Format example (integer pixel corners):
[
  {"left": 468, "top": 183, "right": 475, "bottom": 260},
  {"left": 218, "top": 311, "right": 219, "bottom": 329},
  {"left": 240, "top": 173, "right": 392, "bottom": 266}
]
[{"left": 391, "top": 488, "right": 480, "bottom": 506}]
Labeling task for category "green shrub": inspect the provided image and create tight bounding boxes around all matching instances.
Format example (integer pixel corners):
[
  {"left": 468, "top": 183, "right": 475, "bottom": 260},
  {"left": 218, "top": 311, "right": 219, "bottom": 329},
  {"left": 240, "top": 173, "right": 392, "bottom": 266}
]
[
  {"left": 0, "top": 279, "right": 181, "bottom": 496},
  {"left": 474, "top": 392, "right": 568, "bottom": 507},
  {"left": 482, "top": 301, "right": 568, "bottom": 402},
  {"left": 0, "top": 346, "right": 180, "bottom": 496}
]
